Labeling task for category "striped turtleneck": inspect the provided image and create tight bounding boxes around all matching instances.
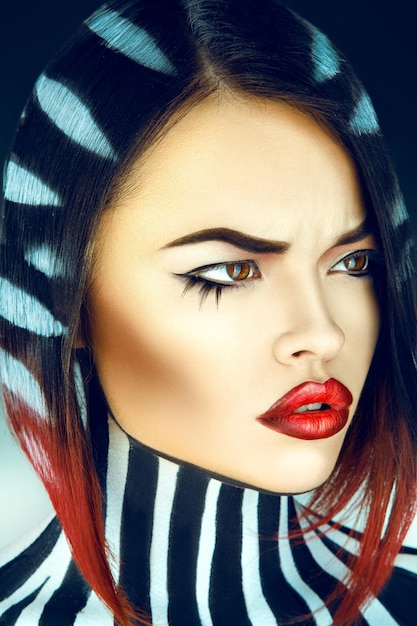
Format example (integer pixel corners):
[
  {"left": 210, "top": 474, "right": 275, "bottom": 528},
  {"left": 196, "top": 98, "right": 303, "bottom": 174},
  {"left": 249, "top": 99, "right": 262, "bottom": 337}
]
[{"left": 1, "top": 415, "right": 416, "bottom": 625}]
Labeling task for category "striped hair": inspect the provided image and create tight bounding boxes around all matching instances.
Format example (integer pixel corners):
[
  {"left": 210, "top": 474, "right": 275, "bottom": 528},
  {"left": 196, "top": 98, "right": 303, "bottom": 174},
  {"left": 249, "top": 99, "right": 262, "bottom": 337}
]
[{"left": 1, "top": 1, "right": 416, "bottom": 624}]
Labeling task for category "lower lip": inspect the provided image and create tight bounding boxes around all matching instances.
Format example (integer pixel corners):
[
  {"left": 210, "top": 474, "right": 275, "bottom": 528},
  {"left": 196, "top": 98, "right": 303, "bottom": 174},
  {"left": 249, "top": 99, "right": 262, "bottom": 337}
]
[{"left": 257, "top": 407, "right": 349, "bottom": 440}]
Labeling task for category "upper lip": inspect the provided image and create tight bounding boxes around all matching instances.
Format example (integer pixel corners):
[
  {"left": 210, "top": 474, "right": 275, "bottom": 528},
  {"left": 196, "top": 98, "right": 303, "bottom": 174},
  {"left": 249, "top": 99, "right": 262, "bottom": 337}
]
[{"left": 258, "top": 379, "right": 353, "bottom": 419}]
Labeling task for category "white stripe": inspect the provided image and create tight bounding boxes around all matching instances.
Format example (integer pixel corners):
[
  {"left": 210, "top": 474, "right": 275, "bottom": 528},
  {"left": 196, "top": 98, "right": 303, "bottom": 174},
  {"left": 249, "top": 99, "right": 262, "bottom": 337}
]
[
  {"left": 149, "top": 457, "right": 179, "bottom": 625},
  {"left": 72, "top": 414, "right": 117, "bottom": 626},
  {"left": 73, "top": 590, "right": 113, "bottom": 625},
  {"left": 403, "top": 504, "right": 417, "bottom": 548},
  {"left": 4, "top": 160, "right": 61, "bottom": 206},
  {"left": 195, "top": 479, "right": 222, "bottom": 626},
  {"left": 25, "top": 244, "right": 66, "bottom": 279},
  {"left": 312, "top": 522, "right": 361, "bottom": 556},
  {"left": 298, "top": 516, "right": 351, "bottom": 581},
  {"left": 0, "top": 512, "right": 55, "bottom": 568},
  {"left": 106, "top": 418, "right": 130, "bottom": 582},
  {"left": 360, "top": 601, "right": 400, "bottom": 626},
  {"left": 0, "top": 350, "right": 47, "bottom": 418},
  {"left": 0, "top": 531, "right": 71, "bottom": 623},
  {"left": 87, "top": 9, "right": 176, "bottom": 76},
  {"left": 35, "top": 75, "right": 117, "bottom": 160},
  {"left": 298, "top": 516, "right": 398, "bottom": 626},
  {"left": 0, "top": 277, "right": 66, "bottom": 337},
  {"left": 241, "top": 489, "right": 277, "bottom": 625},
  {"left": 279, "top": 497, "right": 332, "bottom": 626},
  {"left": 394, "top": 552, "right": 417, "bottom": 574}
]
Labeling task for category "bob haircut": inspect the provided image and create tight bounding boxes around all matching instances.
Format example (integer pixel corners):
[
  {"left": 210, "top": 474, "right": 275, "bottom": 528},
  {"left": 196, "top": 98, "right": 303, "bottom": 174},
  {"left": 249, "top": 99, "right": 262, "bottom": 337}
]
[{"left": 1, "top": 0, "right": 416, "bottom": 624}]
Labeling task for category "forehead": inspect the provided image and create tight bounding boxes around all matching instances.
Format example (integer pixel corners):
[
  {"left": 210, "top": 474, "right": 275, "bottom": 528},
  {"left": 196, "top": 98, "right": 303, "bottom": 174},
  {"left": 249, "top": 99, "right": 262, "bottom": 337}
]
[{"left": 100, "top": 96, "right": 365, "bottom": 249}]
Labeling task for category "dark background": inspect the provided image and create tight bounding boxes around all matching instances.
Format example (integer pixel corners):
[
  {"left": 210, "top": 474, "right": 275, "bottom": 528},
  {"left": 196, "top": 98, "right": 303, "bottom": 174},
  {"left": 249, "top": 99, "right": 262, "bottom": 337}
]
[{"left": 1, "top": 1, "right": 415, "bottom": 228}]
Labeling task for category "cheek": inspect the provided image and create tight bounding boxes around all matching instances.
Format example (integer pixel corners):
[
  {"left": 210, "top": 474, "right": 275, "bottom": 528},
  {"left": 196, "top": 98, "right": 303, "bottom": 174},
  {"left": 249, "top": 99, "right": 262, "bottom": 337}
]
[
  {"left": 88, "top": 277, "right": 236, "bottom": 414},
  {"left": 351, "top": 286, "right": 380, "bottom": 354},
  {"left": 330, "top": 281, "right": 380, "bottom": 383}
]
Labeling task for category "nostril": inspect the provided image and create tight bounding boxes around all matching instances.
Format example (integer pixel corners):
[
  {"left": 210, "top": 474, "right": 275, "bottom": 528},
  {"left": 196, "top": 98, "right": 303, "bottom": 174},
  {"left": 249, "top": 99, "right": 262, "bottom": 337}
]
[
  {"left": 292, "top": 350, "right": 313, "bottom": 358},
  {"left": 274, "top": 324, "right": 345, "bottom": 366}
]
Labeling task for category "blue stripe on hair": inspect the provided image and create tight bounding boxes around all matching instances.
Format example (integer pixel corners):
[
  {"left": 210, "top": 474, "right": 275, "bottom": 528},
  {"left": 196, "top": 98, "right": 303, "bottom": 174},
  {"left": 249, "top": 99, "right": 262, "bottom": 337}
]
[
  {"left": 35, "top": 75, "right": 117, "bottom": 160},
  {"left": 310, "top": 30, "right": 340, "bottom": 83},
  {"left": 0, "top": 277, "right": 67, "bottom": 337},
  {"left": 349, "top": 92, "right": 380, "bottom": 135},
  {"left": 86, "top": 8, "right": 177, "bottom": 76},
  {"left": 392, "top": 195, "right": 409, "bottom": 228},
  {"left": 74, "top": 360, "right": 88, "bottom": 427},
  {"left": 4, "top": 159, "right": 61, "bottom": 206},
  {"left": 0, "top": 350, "right": 48, "bottom": 418},
  {"left": 24, "top": 244, "right": 66, "bottom": 280}
]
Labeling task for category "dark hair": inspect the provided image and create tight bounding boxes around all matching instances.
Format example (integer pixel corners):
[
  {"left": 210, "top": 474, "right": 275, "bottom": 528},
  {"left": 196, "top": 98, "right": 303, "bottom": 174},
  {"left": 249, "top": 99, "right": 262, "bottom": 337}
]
[{"left": 1, "top": 1, "right": 416, "bottom": 624}]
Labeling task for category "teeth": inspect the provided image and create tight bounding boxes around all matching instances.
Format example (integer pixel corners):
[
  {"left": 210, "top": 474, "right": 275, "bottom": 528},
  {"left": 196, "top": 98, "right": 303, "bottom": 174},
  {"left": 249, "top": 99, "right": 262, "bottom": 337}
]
[{"left": 293, "top": 402, "right": 324, "bottom": 413}]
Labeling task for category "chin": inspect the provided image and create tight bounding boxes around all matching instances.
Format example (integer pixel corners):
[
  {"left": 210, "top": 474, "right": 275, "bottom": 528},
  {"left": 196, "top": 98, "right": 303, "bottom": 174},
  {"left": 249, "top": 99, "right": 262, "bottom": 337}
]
[
  {"left": 237, "top": 445, "right": 342, "bottom": 495},
  {"left": 253, "top": 473, "right": 333, "bottom": 496}
]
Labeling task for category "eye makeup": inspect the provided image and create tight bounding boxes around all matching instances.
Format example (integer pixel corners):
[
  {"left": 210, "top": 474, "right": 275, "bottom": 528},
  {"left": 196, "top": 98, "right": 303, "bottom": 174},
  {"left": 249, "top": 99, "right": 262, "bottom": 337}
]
[
  {"left": 328, "top": 248, "right": 384, "bottom": 278},
  {"left": 175, "top": 259, "right": 261, "bottom": 305},
  {"left": 173, "top": 246, "right": 384, "bottom": 308}
]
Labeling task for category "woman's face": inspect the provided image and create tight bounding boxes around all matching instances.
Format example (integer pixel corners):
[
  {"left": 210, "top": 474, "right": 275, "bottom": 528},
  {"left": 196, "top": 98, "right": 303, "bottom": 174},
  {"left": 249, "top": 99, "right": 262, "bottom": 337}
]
[{"left": 88, "top": 97, "right": 380, "bottom": 493}]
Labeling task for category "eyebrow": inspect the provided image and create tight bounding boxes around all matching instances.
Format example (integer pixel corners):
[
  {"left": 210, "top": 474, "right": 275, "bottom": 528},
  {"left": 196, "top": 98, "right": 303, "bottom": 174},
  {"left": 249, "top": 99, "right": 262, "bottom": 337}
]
[
  {"left": 162, "top": 228, "right": 289, "bottom": 253},
  {"left": 162, "top": 221, "right": 373, "bottom": 254},
  {"left": 333, "top": 220, "right": 373, "bottom": 246}
]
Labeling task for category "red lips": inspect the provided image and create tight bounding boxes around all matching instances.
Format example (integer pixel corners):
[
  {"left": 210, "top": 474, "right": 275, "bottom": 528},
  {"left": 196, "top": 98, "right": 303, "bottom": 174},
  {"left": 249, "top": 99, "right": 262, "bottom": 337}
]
[{"left": 257, "top": 378, "right": 353, "bottom": 440}]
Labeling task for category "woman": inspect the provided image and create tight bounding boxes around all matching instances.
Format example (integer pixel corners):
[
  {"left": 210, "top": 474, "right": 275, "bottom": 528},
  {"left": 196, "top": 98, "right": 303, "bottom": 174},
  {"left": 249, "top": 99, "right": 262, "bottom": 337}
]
[{"left": 1, "top": 0, "right": 416, "bottom": 624}]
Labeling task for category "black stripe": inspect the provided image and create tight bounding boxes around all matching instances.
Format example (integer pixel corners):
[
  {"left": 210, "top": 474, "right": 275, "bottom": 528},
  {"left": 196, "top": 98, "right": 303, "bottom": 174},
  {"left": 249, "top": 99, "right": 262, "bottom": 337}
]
[
  {"left": 39, "top": 561, "right": 91, "bottom": 625},
  {"left": 258, "top": 494, "right": 315, "bottom": 624},
  {"left": 167, "top": 465, "right": 209, "bottom": 625},
  {"left": 0, "top": 518, "right": 61, "bottom": 601},
  {"left": 398, "top": 546, "right": 417, "bottom": 556},
  {"left": 0, "top": 583, "right": 45, "bottom": 626},
  {"left": 118, "top": 440, "right": 159, "bottom": 616},
  {"left": 209, "top": 485, "right": 251, "bottom": 626},
  {"left": 285, "top": 499, "right": 342, "bottom": 621},
  {"left": 378, "top": 566, "right": 417, "bottom": 625},
  {"left": 87, "top": 369, "right": 110, "bottom": 493}
]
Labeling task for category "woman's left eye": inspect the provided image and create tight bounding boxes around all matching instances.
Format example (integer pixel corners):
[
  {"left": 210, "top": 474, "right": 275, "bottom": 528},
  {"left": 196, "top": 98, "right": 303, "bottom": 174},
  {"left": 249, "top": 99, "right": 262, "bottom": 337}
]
[{"left": 330, "top": 251, "right": 373, "bottom": 275}]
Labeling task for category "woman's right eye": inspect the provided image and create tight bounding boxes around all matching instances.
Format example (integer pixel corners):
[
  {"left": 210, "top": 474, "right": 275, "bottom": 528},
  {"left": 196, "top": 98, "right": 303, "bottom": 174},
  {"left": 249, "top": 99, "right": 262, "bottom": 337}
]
[
  {"left": 174, "top": 260, "right": 262, "bottom": 306},
  {"left": 188, "top": 260, "right": 261, "bottom": 284}
]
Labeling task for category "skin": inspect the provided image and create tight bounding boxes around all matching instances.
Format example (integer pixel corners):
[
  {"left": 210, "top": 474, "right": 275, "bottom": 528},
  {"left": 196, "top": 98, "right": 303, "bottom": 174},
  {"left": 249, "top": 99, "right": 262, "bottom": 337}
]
[{"left": 87, "top": 96, "right": 380, "bottom": 494}]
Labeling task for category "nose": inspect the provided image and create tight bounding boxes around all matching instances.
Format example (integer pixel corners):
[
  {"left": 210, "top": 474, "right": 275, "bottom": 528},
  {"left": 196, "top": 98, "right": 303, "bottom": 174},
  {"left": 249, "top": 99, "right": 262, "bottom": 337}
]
[{"left": 272, "top": 281, "right": 345, "bottom": 367}]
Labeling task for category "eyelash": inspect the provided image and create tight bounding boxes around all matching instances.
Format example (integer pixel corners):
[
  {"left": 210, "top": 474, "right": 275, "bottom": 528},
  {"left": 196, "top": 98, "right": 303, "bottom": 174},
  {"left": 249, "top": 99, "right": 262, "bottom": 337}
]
[
  {"left": 329, "top": 249, "right": 384, "bottom": 276},
  {"left": 177, "top": 260, "right": 260, "bottom": 305},
  {"left": 176, "top": 249, "right": 384, "bottom": 306}
]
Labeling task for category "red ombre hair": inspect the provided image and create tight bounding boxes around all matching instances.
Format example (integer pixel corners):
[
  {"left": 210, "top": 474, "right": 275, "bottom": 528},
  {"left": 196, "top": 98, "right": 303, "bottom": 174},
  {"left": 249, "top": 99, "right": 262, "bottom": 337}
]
[
  {"left": 1, "top": 1, "right": 416, "bottom": 625},
  {"left": 3, "top": 392, "right": 147, "bottom": 626}
]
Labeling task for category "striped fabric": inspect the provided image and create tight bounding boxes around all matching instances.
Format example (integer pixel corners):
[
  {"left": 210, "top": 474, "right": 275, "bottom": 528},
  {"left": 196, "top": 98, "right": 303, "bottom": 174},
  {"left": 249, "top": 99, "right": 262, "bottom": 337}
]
[{"left": 1, "top": 416, "right": 417, "bottom": 625}]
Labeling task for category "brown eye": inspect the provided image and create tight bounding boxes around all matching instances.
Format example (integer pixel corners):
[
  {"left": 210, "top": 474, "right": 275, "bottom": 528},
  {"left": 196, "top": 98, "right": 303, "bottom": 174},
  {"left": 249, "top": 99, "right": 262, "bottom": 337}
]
[
  {"left": 343, "top": 255, "right": 368, "bottom": 272},
  {"left": 226, "top": 263, "right": 252, "bottom": 280},
  {"left": 186, "top": 260, "right": 261, "bottom": 286},
  {"left": 330, "top": 251, "right": 376, "bottom": 276}
]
